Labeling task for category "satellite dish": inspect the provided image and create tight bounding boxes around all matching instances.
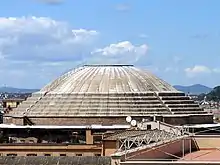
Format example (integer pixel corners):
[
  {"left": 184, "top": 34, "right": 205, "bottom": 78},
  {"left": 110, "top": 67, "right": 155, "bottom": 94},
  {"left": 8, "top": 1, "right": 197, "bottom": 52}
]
[
  {"left": 126, "top": 116, "right": 132, "bottom": 123},
  {"left": 131, "top": 120, "right": 137, "bottom": 127}
]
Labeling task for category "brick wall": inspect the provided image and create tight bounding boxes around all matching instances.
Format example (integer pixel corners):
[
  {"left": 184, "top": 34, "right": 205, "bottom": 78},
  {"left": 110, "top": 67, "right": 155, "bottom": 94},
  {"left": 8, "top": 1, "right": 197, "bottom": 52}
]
[
  {"left": 163, "top": 114, "right": 213, "bottom": 125},
  {"left": 11, "top": 116, "right": 150, "bottom": 125},
  {"left": 5, "top": 114, "right": 213, "bottom": 126}
]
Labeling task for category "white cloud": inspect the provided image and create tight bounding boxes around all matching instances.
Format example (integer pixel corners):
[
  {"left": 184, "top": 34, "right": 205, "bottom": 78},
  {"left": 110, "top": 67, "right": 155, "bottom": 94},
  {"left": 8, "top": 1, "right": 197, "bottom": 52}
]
[
  {"left": 91, "top": 41, "right": 148, "bottom": 64},
  {"left": 185, "top": 65, "right": 211, "bottom": 73},
  {"left": 0, "top": 16, "right": 98, "bottom": 63},
  {"left": 35, "top": 0, "right": 64, "bottom": 5},
  {"left": 0, "top": 16, "right": 150, "bottom": 88},
  {"left": 185, "top": 65, "right": 220, "bottom": 77},
  {"left": 0, "top": 17, "right": 150, "bottom": 67},
  {"left": 185, "top": 65, "right": 211, "bottom": 74},
  {"left": 139, "top": 34, "right": 149, "bottom": 39},
  {"left": 190, "top": 34, "right": 209, "bottom": 39},
  {"left": 115, "top": 4, "right": 130, "bottom": 11},
  {"left": 0, "top": 16, "right": 100, "bottom": 88},
  {"left": 173, "top": 56, "right": 182, "bottom": 64},
  {"left": 164, "top": 67, "right": 179, "bottom": 73},
  {"left": 213, "top": 68, "right": 220, "bottom": 73}
]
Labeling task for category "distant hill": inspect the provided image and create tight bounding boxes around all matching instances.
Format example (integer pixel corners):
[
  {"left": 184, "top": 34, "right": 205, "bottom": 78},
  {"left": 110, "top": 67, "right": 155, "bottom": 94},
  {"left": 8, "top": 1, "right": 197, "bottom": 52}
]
[
  {"left": 173, "top": 84, "right": 212, "bottom": 95},
  {"left": 0, "top": 87, "right": 39, "bottom": 93},
  {"left": 206, "top": 86, "right": 220, "bottom": 101},
  {"left": 0, "top": 84, "right": 213, "bottom": 95}
]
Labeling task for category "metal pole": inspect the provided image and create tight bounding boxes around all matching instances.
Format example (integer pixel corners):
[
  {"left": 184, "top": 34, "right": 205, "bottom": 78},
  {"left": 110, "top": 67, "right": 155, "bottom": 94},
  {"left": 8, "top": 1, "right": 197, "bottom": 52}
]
[
  {"left": 189, "top": 137, "right": 192, "bottom": 160},
  {"left": 182, "top": 138, "right": 185, "bottom": 158},
  {"left": 125, "top": 140, "right": 127, "bottom": 161}
]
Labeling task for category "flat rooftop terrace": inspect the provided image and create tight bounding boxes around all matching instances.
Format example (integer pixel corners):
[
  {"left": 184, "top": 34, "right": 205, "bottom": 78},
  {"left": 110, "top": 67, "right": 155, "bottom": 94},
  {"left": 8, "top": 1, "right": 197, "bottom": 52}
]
[
  {"left": 117, "top": 134, "right": 220, "bottom": 165},
  {"left": 180, "top": 149, "right": 220, "bottom": 161},
  {"left": 121, "top": 161, "right": 220, "bottom": 165}
]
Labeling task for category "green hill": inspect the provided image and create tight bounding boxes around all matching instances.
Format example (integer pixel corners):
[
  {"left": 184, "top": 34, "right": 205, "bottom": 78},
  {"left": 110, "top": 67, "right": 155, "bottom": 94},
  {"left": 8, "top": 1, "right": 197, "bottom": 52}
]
[
  {"left": 206, "top": 86, "right": 220, "bottom": 101},
  {"left": 173, "top": 84, "right": 212, "bottom": 95}
]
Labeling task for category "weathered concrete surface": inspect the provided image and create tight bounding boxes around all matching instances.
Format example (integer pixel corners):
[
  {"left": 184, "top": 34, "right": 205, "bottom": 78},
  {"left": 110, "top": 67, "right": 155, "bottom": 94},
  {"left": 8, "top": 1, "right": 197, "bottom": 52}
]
[
  {"left": 0, "top": 156, "right": 111, "bottom": 165},
  {"left": 120, "top": 161, "right": 220, "bottom": 165}
]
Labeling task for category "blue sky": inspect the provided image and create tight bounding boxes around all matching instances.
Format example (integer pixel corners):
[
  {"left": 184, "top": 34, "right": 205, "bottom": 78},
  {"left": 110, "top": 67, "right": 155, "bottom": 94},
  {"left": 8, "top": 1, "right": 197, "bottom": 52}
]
[{"left": 0, "top": 0, "right": 219, "bottom": 89}]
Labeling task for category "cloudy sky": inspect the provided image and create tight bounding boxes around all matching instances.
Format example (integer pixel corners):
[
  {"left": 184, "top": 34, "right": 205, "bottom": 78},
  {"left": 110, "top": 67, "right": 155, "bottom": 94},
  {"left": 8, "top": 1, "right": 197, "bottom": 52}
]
[{"left": 0, "top": 0, "right": 220, "bottom": 89}]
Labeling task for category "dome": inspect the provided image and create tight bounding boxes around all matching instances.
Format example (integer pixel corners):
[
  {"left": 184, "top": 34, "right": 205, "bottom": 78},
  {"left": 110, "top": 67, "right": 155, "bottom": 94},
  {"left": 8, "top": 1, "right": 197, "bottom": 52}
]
[
  {"left": 8, "top": 64, "right": 208, "bottom": 125},
  {"left": 39, "top": 64, "right": 178, "bottom": 94}
]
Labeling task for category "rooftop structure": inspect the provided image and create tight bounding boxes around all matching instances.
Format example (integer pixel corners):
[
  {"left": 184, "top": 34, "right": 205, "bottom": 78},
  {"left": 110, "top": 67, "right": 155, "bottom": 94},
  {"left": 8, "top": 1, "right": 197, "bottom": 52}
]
[
  {"left": 33, "top": 64, "right": 177, "bottom": 93},
  {"left": 4, "top": 64, "right": 212, "bottom": 126},
  {"left": 0, "top": 119, "right": 219, "bottom": 164},
  {"left": 105, "top": 121, "right": 220, "bottom": 165}
]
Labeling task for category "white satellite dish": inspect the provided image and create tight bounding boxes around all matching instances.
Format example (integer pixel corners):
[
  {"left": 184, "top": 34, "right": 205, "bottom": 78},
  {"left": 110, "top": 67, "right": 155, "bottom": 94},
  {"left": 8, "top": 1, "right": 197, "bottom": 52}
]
[
  {"left": 131, "top": 120, "right": 137, "bottom": 127},
  {"left": 126, "top": 116, "right": 132, "bottom": 123}
]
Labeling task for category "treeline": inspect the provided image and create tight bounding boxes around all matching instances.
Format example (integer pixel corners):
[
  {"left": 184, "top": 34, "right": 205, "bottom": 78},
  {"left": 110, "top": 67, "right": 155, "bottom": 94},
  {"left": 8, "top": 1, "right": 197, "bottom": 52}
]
[{"left": 198, "top": 86, "right": 220, "bottom": 101}]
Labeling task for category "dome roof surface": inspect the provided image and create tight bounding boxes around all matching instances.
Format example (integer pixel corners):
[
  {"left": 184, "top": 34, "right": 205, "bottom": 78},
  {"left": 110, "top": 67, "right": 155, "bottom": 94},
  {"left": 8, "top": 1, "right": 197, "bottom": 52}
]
[
  {"left": 9, "top": 64, "right": 206, "bottom": 120},
  {"left": 39, "top": 64, "right": 178, "bottom": 94}
]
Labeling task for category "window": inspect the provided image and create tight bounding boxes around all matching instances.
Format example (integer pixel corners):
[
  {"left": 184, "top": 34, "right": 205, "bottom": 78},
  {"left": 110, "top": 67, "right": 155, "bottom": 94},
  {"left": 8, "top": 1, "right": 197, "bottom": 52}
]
[
  {"left": 93, "top": 135, "right": 102, "bottom": 144},
  {"left": 95, "top": 153, "right": 101, "bottom": 156},
  {"left": 29, "top": 140, "right": 35, "bottom": 143},
  {"left": 147, "top": 125, "right": 151, "bottom": 130},
  {"left": 16, "top": 102, "right": 20, "bottom": 106},
  {"left": 76, "top": 153, "right": 82, "bottom": 156},
  {"left": 60, "top": 154, "right": 66, "bottom": 156},
  {"left": 27, "top": 154, "right": 37, "bottom": 156},
  {"left": 7, "top": 154, "right": 17, "bottom": 156},
  {"left": 44, "top": 154, "right": 51, "bottom": 156}
]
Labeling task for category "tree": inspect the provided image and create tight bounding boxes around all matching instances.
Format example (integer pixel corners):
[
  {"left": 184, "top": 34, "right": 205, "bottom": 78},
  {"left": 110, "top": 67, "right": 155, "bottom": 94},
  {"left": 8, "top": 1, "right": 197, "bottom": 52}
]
[
  {"left": 206, "top": 86, "right": 220, "bottom": 101},
  {"left": 197, "top": 93, "right": 206, "bottom": 101}
]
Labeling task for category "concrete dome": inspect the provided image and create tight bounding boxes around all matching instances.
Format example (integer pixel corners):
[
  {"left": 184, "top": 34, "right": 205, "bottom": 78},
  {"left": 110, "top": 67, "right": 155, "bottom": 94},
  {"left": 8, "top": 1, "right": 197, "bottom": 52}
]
[
  {"left": 39, "top": 64, "right": 178, "bottom": 94},
  {"left": 8, "top": 64, "right": 210, "bottom": 126}
]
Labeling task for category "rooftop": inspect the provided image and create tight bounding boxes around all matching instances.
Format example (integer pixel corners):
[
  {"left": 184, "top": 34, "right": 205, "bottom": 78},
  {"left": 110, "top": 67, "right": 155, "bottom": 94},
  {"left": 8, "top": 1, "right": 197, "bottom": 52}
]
[
  {"left": 83, "top": 64, "right": 134, "bottom": 67},
  {"left": 5, "top": 64, "right": 209, "bottom": 124},
  {"left": 39, "top": 64, "right": 177, "bottom": 94},
  {"left": 180, "top": 149, "right": 220, "bottom": 161},
  {"left": 103, "top": 130, "right": 151, "bottom": 141},
  {"left": 0, "top": 124, "right": 131, "bottom": 129}
]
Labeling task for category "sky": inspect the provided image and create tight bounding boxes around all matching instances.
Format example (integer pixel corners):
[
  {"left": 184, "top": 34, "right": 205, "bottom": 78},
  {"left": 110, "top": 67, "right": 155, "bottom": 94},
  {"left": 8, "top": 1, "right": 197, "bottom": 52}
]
[{"left": 0, "top": 0, "right": 220, "bottom": 89}]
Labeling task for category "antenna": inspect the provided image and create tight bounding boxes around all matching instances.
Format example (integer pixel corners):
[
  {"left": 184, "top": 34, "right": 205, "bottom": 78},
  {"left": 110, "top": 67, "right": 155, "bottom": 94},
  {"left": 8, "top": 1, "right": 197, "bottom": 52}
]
[
  {"left": 126, "top": 116, "right": 132, "bottom": 123},
  {"left": 131, "top": 120, "right": 137, "bottom": 127}
]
